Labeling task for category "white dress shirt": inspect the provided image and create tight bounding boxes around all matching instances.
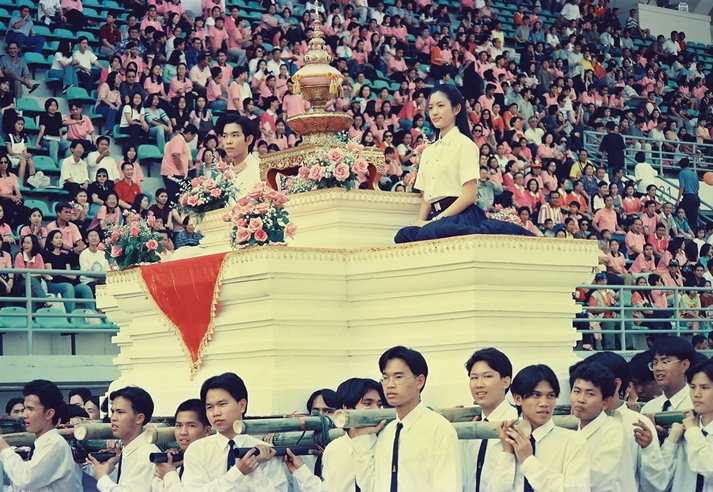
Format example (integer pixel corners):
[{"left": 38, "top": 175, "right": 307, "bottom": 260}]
[
  {"left": 461, "top": 399, "right": 519, "bottom": 491},
  {"left": 59, "top": 156, "right": 89, "bottom": 188},
  {"left": 661, "top": 418, "right": 713, "bottom": 492},
  {"left": 292, "top": 433, "right": 377, "bottom": 492},
  {"left": 641, "top": 385, "right": 693, "bottom": 414},
  {"left": 612, "top": 404, "right": 671, "bottom": 492},
  {"left": 482, "top": 418, "right": 590, "bottom": 492},
  {"left": 180, "top": 432, "right": 288, "bottom": 491},
  {"left": 0, "top": 429, "right": 81, "bottom": 492},
  {"left": 96, "top": 434, "right": 160, "bottom": 492},
  {"left": 578, "top": 411, "right": 636, "bottom": 491},
  {"left": 86, "top": 151, "right": 120, "bottom": 182},
  {"left": 232, "top": 153, "right": 261, "bottom": 197},
  {"left": 352, "top": 402, "right": 462, "bottom": 491},
  {"left": 413, "top": 128, "right": 479, "bottom": 203}
]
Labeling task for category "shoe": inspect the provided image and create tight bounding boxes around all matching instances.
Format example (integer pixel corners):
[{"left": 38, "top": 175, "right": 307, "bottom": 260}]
[
  {"left": 61, "top": 85, "right": 69, "bottom": 94},
  {"left": 28, "top": 83, "right": 40, "bottom": 94}
]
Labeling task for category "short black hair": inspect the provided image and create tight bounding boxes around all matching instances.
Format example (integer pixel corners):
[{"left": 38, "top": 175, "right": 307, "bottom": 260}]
[
  {"left": 96, "top": 135, "right": 110, "bottom": 146},
  {"left": 570, "top": 362, "right": 616, "bottom": 399},
  {"left": 23, "top": 379, "right": 66, "bottom": 425},
  {"left": 5, "top": 397, "right": 24, "bottom": 415},
  {"left": 652, "top": 335, "right": 695, "bottom": 364},
  {"left": 464, "top": 347, "right": 513, "bottom": 384},
  {"left": 585, "top": 351, "right": 631, "bottom": 399},
  {"left": 335, "top": 378, "right": 383, "bottom": 409},
  {"left": 200, "top": 372, "right": 248, "bottom": 414},
  {"left": 214, "top": 114, "right": 259, "bottom": 152},
  {"left": 67, "top": 403, "right": 90, "bottom": 419},
  {"left": 686, "top": 359, "right": 713, "bottom": 384},
  {"left": 109, "top": 386, "right": 154, "bottom": 423},
  {"left": 68, "top": 387, "right": 92, "bottom": 404},
  {"left": 306, "top": 388, "right": 338, "bottom": 413},
  {"left": 511, "top": 364, "right": 560, "bottom": 399},
  {"left": 175, "top": 398, "right": 210, "bottom": 427},
  {"left": 378, "top": 345, "right": 428, "bottom": 391},
  {"left": 629, "top": 350, "right": 654, "bottom": 383}
]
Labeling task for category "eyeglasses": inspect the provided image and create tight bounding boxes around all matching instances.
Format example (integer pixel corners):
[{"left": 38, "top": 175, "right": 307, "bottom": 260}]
[
  {"left": 648, "top": 359, "right": 682, "bottom": 371},
  {"left": 380, "top": 374, "right": 417, "bottom": 385},
  {"left": 384, "top": 134, "right": 393, "bottom": 138},
  {"left": 0, "top": 160, "right": 9, "bottom": 164},
  {"left": 474, "top": 128, "right": 482, "bottom": 132}
]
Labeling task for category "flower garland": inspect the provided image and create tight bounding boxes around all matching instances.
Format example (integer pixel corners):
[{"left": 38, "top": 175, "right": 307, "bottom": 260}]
[
  {"left": 177, "top": 162, "right": 241, "bottom": 219},
  {"left": 104, "top": 213, "right": 164, "bottom": 270},
  {"left": 282, "top": 141, "right": 369, "bottom": 194}
]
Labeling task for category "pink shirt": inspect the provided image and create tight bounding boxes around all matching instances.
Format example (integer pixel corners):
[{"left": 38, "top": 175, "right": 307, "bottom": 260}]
[
  {"left": 140, "top": 18, "right": 163, "bottom": 32},
  {"left": 63, "top": 115, "right": 95, "bottom": 141},
  {"left": 282, "top": 93, "right": 309, "bottom": 118},
  {"left": 168, "top": 77, "right": 193, "bottom": 99},
  {"left": 161, "top": 134, "right": 190, "bottom": 177},
  {"left": 629, "top": 254, "right": 655, "bottom": 273},
  {"left": 61, "top": 0, "right": 83, "bottom": 11},
  {"left": 206, "top": 26, "right": 229, "bottom": 51},
  {"left": 144, "top": 78, "right": 164, "bottom": 95},
  {"left": 640, "top": 212, "right": 659, "bottom": 235},
  {"left": 206, "top": 79, "right": 222, "bottom": 103},
  {"left": 0, "top": 173, "right": 19, "bottom": 195},
  {"left": 625, "top": 231, "right": 645, "bottom": 256},
  {"left": 14, "top": 252, "right": 45, "bottom": 270},
  {"left": 593, "top": 207, "right": 619, "bottom": 233},
  {"left": 19, "top": 225, "right": 48, "bottom": 241},
  {"left": 46, "top": 221, "right": 82, "bottom": 251},
  {"left": 227, "top": 81, "right": 243, "bottom": 111}
]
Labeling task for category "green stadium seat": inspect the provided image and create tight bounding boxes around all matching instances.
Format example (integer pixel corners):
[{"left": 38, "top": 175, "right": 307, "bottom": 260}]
[
  {"left": 15, "top": 97, "right": 44, "bottom": 116},
  {"left": 23, "top": 116, "right": 39, "bottom": 133},
  {"left": 138, "top": 144, "right": 163, "bottom": 161},
  {"left": 70, "top": 309, "right": 111, "bottom": 329},
  {"left": 24, "top": 199, "right": 56, "bottom": 218},
  {"left": 0, "top": 307, "right": 29, "bottom": 329},
  {"left": 34, "top": 308, "right": 71, "bottom": 329},
  {"left": 33, "top": 155, "right": 59, "bottom": 173},
  {"left": 52, "top": 28, "right": 75, "bottom": 41},
  {"left": 113, "top": 124, "right": 129, "bottom": 142},
  {"left": 66, "top": 87, "right": 95, "bottom": 104},
  {"left": 77, "top": 31, "right": 99, "bottom": 44}
]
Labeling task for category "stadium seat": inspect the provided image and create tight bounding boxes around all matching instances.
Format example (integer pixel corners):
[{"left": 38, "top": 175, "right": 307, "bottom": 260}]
[
  {"left": 70, "top": 309, "right": 109, "bottom": 329},
  {"left": 15, "top": 97, "right": 44, "bottom": 117},
  {"left": 113, "top": 124, "right": 129, "bottom": 143},
  {"left": 77, "top": 31, "right": 99, "bottom": 44},
  {"left": 138, "top": 144, "right": 163, "bottom": 162},
  {"left": 23, "top": 116, "right": 39, "bottom": 133},
  {"left": 24, "top": 53, "right": 51, "bottom": 77},
  {"left": 34, "top": 308, "right": 71, "bottom": 329},
  {"left": 0, "top": 307, "right": 29, "bottom": 329},
  {"left": 24, "top": 199, "right": 56, "bottom": 219},
  {"left": 52, "top": 28, "right": 75, "bottom": 41},
  {"left": 33, "top": 155, "right": 59, "bottom": 173},
  {"left": 66, "top": 87, "right": 96, "bottom": 104}
]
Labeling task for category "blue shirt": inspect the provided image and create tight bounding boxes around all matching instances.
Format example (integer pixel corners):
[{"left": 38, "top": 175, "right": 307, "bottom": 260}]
[{"left": 678, "top": 167, "right": 699, "bottom": 194}]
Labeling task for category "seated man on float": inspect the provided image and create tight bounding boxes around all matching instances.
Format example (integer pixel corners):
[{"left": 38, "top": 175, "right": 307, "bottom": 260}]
[
  {"left": 69, "top": 387, "right": 92, "bottom": 406},
  {"left": 285, "top": 378, "right": 384, "bottom": 491},
  {"left": 89, "top": 386, "right": 160, "bottom": 492},
  {"left": 215, "top": 114, "right": 260, "bottom": 192},
  {"left": 180, "top": 372, "right": 288, "bottom": 491},
  {"left": 152, "top": 398, "right": 213, "bottom": 491}
]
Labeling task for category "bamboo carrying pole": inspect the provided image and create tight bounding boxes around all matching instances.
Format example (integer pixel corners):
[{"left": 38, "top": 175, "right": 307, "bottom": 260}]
[
  {"left": 75, "top": 422, "right": 170, "bottom": 441},
  {"left": 0, "top": 428, "right": 74, "bottom": 447},
  {"left": 233, "top": 416, "right": 330, "bottom": 436}
]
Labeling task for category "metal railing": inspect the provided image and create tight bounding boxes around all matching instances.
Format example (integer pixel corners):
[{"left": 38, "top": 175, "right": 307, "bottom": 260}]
[
  {"left": 583, "top": 130, "right": 713, "bottom": 175},
  {"left": 0, "top": 267, "right": 116, "bottom": 356},
  {"left": 574, "top": 283, "right": 713, "bottom": 354}
]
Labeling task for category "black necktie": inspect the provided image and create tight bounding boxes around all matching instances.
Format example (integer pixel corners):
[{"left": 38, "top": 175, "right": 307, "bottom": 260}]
[
  {"left": 226, "top": 439, "right": 236, "bottom": 471},
  {"left": 475, "top": 418, "right": 489, "bottom": 492},
  {"left": 523, "top": 435, "right": 536, "bottom": 492},
  {"left": 314, "top": 454, "right": 323, "bottom": 478},
  {"left": 116, "top": 455, "right": 123, "bottom": 483},
  {"left": 662, "top": 400, "right": 672, "bottom": 412},
  {"left": 178, "top": 465, "right": 184, "bottom": 479},
  {"left": 696, "top": 429, "right": 709, "bottom": 492},
  {"left": 390, "top": 422, "right": 404, "bottom": 492}
]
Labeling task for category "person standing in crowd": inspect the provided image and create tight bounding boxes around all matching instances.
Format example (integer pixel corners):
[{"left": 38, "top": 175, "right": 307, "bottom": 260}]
[
  {"left": 161, "top": 125, "right": 198, "bottom": 204},
  {"left": 676, "top": 158, "right": 700, "bottom": 231}
]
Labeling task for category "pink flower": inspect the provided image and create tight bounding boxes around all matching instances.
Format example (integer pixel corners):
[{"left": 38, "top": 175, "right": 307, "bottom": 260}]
[
  {"left": 130, "top": 213, "right": 139, "bottom": 223},
  {"left": 328, "top": 149, "right": 344, "bottom": 163},
  {"left": 203, "top": 178, "right": 216, "bottom": 189},
  {"left": 285, "top": 222, "right": 297, "bottom": 238},
  {"left": 248, "top": 217, "right": 263, "bottom": 232},
  {"left": 235, "top": 227, "right": 250, "bottom": 243},
  {"left": 190, "top": 177, "right": 203, "bottom": 188},
  {"left": 223, "top": 172, "right": 233, "bottom": 180},
  {"left": 179, "top": 194, "right": 188, "bottom": 206},
  {"left": 254, "top": 228, "right": 268, "bottom": 243},
  {"left": 223, "top": 213, "right": 231, "bottom": 222},
  {"left": 187, "top": 196, "right": 199, "bottom": 206},
  {"left": 274, "top": 192, "right": 289, "bottom": 206},
  {"left": 130, "top": 225, "right": 139, "bottom": 237},
  {"left": 346, "top": 141, "right": 362, "bottom": 152},
  {"left": 110, "top": 245, "right": 123, "bottom": 258},
  {"left": 110, "top": 231, "right": 120, "bottom": 242},
  {"left": 217, "top": 161, "right": 229, "bottom": 171},
  {"left": 256, "top": 202, "right": 270, "bottom": 214},
  {"left": 210, "top": 188, "right": 222, "bottom": 198},
  {"left": 298, "top": 166, "right": 310, "bottom": 179},
  {"left": 333, "top": 163, "right": 350, "bottom": 182},
  {"left": 404, "top": 170, "right": 417, "bottom": 185},
  {"left": 145, "top": 238, "right": 159, "bottom": 250},
  {"left": 146, "top": 215, "right": 155, "bottom": 226},
  {"left": 308, "top": 165, "right": 323, "bottom": 181},
  {"left": 236, "top": 218, "right": 247, "bottom": 227},
  {"left": 238, "top": 197, "right": 249, "bottom": 206},
  {"left": 97, "top": 242, "right": 106, "bottom": 251},
  {"left": 352, "top": 159, "right": 369, "bottom": 175},
  {"left": 415, "top": 143, "right": 428, "bottom": 154}
]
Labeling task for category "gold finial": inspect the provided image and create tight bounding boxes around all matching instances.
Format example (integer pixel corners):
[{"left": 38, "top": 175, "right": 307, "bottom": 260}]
[{"left": 303, "top": 0, "right": 330, "bottom": 66}]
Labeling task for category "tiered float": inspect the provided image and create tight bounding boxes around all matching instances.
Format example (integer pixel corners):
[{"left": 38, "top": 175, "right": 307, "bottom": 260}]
[{"left": 97, "top": 15, "right": 599, "bottom": 416}]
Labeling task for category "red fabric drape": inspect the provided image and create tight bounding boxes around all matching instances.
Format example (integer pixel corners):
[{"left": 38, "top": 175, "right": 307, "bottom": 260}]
[{"left": 140, "top": 252, "right": 229, "bottom": 373}]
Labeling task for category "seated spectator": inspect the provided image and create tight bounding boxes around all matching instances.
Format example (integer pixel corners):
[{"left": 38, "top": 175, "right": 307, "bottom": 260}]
[
  {"left": 0, "top": 42, "right": 38, "bottom": 99},
  {"left": 0, "top": 203, "right": 14, "bottom": 254},
  {"left": 679, "top": 281, "right": 702, "bottom": 332},
  {"left": 87, "top": 167, "right": 115, "bottom": 206},
  {"left": 189, "top": 95, "right": 214, "bottom": 143},
  {"left": 114, "top": 162, "right": 142, "bottom": 209},
  {"left": 13, "top": 234, "right": 50, "bottom": 310},
  {"left": 630, "top": 243, "right": 657, "bottom": 275},
  {"left": 0, "top": 155, "right": 27, "bottom": 229},
  {"left": 42, "top": 230, "right": 93, "bottom": 313},
  {"left": 640, "top": 200, "right": 660, "bottom": 236},
  {"left": 148, "top": 188, "right": 181, "bottom": 230},
  {"left": 174, "top": 220, "right": 203, "bottom": 248},
  {"left": 47, "top": 202, "right": 82, "bottom": 253},
  {"left": 59, "top": 140, "right": 89, "bottom": 195},
  {"left": 119, "top": 69, "right": 146, "bottom": 106},
  {"left": 71, "top": 188, "right": 91, "bottom": 234},
  {"left": 95, "top": 72, "right": 122, "bottom": 133},
  {"left": 38, "top": 0, "right": 62, "bottom": 26},
  {"left": 131, "top": 193, "right": 151, "bottom": 219},
  {"left": 206, "top": 67, "right": 229, "bottom": 112},
  {"left": 117, "top": 145, "right": 145, "bottom": 184},
  {"left": 99, "top": 12, "right": 122, "bottom": 57},
  {"left": 73, "top": 37, "right": 104, "bottom": 93},
  {"left": 86, "top": 137, "right": 119, "bottom": 183},
  {"left": 0, "top": 246, "right": 13, "bottom": 301},
  {"left": 47, "top": 40, "right": 78, "bottom": 95},
  {"left": 79, "top": 229, "right": 109, "bottom": 295},
  {"left": 20, "top": 207, "right": 48, "bottom": 249},
  {"left": 36, "top": 98, "right": 69, "bottom": 168},
  {"left": 119, "top": 92, "right": 149, "bottom": 144},
  {"left": 5, "top": 116, "right": 35, "bottom": 185},
  {"left": 537, "top": 190, "right": 563, "bottom": 228},
  {"left": 61, "top": 0, "right": 88, "bottom": 30},
  {"left": 673, "top": 207, "right": 694, "bottom": 239},
  {"left": 144, "top": 94, "right": 173, "bottom": 151},
  {"left": 63, "top": 102, "right": 96, "bottom": 153},
  {"left": 88, "top": 192, "right": 121, "bottom": 232},
  {"left": 144, "top": 63, "right": 170, "bottom": 103}
]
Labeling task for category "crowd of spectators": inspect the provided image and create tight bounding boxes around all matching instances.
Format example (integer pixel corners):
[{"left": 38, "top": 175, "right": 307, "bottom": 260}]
[{"left": 0, "top": 0, "right": 712, "bottom": 322}]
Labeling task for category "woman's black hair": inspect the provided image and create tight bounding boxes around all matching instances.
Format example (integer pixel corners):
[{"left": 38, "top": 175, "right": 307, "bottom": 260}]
[
  {"left": 44, "top": 98, "right": 59, "bottom": 112},
  {"left": 686, "top": 359, "right": 713, "bottom": 384},
  {"left": 20, "top": 233, "right": 41, "bottom": 257},
  {"left": 104, "top": 192, "right": 119, "bottom": 214},
  {"left": 5, "top": 397, "right": 24, "bottom": 415},
  {"left": 132, "top": 193, "right": 150, "bottom": 217},
  {"left": 123, "top": 145, "right": 138, "bottom": 163},
  {"left": 46, "top": 229, "right": 63, "bottom": 251},
  {"left": 57, "top": 39, "right": 73, "bottom": 58}
]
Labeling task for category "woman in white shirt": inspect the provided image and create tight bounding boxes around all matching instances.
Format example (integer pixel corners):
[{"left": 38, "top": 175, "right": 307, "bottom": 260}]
[
  {"left": 395, "top": 85, "right": 532, "bottom": 243},
  {"left": 119, "top": 92, "right": 149, "bottom": 145},
  {"left": 47, "top": 40, "right": 79, "bottom": 93}
]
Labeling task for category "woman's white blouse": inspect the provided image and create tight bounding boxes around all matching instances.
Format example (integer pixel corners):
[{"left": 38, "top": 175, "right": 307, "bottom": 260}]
[{"left": 414, "top": 128, "right": 479, "bottom": 203}]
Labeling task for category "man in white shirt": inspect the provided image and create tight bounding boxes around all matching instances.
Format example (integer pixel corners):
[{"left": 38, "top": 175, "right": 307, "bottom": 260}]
[
  {"left": 60, "top": 140, "right": 89, "bottom": 194},
  {"left": 662, "top": 31, "right": 680, "bottom": 56},
  {"left": 152, "top": 398, "right": 213, "bottom": 491},
  {"left": 73, "top": 36, "right": 104, "bottom": 92},
  {"left": 663, "top": 360, "right": 713, "bottom": 492},
  {"left": 0, "top": 379, "right": 82, "bottom": 491},
  {"left": 559, "top": 0, "right": 581, "bottom": 23},
  {"left": 570, "top": 362, "right": 637, "bottom": 491},
  {"left": 352, "top": 346, "right": 462, "bottom": 491},
  {"left": 285, "top": 378, "right": 384, "bottom": 491},
  {"left": 584, "top": 352, "right": 671, "bottom": 492},
  {"left": 86, "top": 136, "right": 119, "bottom": 182},
  {"left": 181, "top": 372, "right": 288, "bottom": 490},
  {"left": 483, "top": 364, "right": 589, "bottom": 492},
  {"left": 461, "top": 347, "right": 518, "bottom": 492},
  {"left": 216, "top": 114, "right": 261, "bottom": 194},
  {"left": 89, "top": 385, "right": 160, "bottom": 492}
]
